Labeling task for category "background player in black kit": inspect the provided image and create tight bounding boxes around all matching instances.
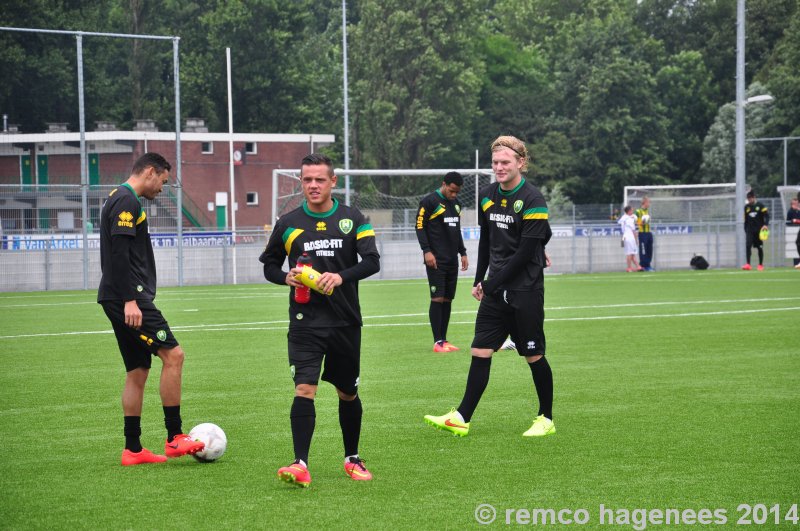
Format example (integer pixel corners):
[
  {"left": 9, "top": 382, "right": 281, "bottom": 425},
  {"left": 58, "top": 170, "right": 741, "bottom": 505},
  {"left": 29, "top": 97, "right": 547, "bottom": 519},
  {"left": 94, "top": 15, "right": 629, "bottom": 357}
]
[
  {"left": 742, "top": 190, "right": 770, "bottom": 271},
  {"left": 425, "top": 136, "right": 556, "bottom": 438},
  {"left": 415, "top": 172, "right": 468, "bottom": 352},
  {"left": 98, "top": 153, "right": 204, "bottom": 466},
  {"left": 260, "top": 154, "right": 380, "bottom": 488}
]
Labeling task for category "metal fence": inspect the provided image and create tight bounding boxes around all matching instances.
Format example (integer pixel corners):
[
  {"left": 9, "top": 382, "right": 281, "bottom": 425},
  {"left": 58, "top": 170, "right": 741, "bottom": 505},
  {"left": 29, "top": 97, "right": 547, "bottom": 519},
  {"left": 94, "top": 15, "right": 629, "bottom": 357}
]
[{"left": 1, "top": 218, "right": 795, "bottom": 293}]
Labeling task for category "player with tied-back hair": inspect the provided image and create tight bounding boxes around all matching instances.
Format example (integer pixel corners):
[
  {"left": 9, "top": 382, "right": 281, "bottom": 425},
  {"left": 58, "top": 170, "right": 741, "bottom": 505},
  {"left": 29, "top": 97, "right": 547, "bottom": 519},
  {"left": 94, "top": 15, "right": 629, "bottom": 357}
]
[{"left": 424, "top": 135, "right": 556, "bottom": 438}]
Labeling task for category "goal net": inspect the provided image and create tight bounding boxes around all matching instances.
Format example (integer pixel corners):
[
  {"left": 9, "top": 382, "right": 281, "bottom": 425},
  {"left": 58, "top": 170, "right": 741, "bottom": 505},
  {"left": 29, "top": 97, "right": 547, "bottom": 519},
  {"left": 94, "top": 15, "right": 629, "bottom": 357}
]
[
  {"left": 777, "top": 186, "right": 800, "bottom": 217},
  {"left": 271, "top": 168, "right": 494, "bottom": 228},
  {"left": 623, "top": 183, "right": 737, "bottom": 223}
]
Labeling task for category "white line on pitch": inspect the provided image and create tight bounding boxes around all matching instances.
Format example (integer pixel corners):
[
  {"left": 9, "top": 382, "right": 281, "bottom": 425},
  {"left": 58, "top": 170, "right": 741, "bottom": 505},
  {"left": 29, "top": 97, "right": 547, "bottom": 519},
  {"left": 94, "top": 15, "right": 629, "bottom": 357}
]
[{"left": 1, "top": 305, "right": 796, "bottom": 340}]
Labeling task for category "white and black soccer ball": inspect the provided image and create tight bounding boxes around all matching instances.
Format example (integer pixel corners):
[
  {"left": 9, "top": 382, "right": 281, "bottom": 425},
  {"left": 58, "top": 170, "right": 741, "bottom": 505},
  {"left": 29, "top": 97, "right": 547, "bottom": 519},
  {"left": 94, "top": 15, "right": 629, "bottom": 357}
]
[
  {"left": 189, "top": 423, "right": 227, "bottom": 462},
  {"left": 641, "top": 214, "right": 650, "bottom": 224}
]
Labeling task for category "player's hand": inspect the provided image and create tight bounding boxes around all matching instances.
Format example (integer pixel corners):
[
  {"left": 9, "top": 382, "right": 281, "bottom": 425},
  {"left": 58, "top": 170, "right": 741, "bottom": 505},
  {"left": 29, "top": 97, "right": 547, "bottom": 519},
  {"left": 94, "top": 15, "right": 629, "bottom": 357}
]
[
  {"left": 286, "top": 267, "right": 305, "bottom": 288},
  {"left": 460, "top": 254, "right": 469, "bottom": 271},
  {"left": 545, "top": 252, "right": 551, "bottom": 268},
  {"left": 472, "top": 283, "right": 483, "bottom": 301},
  {"left": 124, "top": 300, "right": 142, "bottom": 329},
  {"left": 317, "top": 272, "right": 342, "bottom": 295},
  {"left": 424, "top": 252, "right": 437, "bottom": 269}
]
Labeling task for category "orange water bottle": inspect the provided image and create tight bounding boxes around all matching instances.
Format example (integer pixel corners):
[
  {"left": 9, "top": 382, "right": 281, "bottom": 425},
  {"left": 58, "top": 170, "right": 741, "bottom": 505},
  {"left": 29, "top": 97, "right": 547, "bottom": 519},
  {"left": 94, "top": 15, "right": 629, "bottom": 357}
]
[{"left": 294, "top": 253, "right": 312, "bottom": 304}]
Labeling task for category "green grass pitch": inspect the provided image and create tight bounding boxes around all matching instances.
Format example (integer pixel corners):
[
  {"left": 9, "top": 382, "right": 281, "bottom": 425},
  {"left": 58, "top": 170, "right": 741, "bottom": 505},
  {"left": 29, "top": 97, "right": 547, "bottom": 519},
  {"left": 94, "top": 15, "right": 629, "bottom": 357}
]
[{"left": 1, "top": 269, "right": 798, "bottom": 528}]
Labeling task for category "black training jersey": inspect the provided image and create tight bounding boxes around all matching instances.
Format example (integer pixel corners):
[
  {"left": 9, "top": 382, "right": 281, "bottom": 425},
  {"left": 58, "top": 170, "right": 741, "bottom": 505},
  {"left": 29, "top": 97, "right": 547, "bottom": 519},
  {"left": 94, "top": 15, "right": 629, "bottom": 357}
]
[
  {"left": 97, "top": 183, "right": 157, "bottom": 302},
  {"left": 260, "top": 199, "right": 380, "bottom": 328},
  {"left": 744, "top": 201, "right": 769, "bottom": 231},
  {"left": 478, "top": 179, "right": 552, "bottom": 290},
  {"left": 415, "top": 189, "right": 466, "bottom": 268}
]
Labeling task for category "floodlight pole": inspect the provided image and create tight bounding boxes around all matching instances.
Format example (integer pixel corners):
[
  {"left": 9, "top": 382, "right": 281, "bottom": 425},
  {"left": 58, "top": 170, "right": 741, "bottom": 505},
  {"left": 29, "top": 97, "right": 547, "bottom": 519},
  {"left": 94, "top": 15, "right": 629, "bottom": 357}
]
[
  {"left": 342, "top": 0, "right": 351, "bottom": 206},
  {"left": 226, "top": 47, "right": 238, "bottom": 284},
  {"left": 173, "top": 37, "right": 183, "bottom": 287},
  {"left": 77, "top": 33, "right": 89, "bottom": 290},
  {"left": 734, "top": 0, "right": 746, "bottom": 268}
]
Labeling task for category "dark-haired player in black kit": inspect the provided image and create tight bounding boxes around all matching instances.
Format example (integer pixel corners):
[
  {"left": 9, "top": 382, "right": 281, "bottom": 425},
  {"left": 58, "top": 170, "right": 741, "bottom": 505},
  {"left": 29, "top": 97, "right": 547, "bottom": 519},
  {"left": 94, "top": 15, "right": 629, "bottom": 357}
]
[
  {"left": 425, "top": 135, "right": 556, "bottom": 438},
  {"left": 415, "top": 172, "right": 468, "bottom": 352},
  {"left": 261, "top": 154, "right": 380, "bottom": 488},
  {"left": 742, "top": 190, "right": 770, "bottom": 271},
  {"left": 98, "top": 153, "right": 204, "bottom": 466}
]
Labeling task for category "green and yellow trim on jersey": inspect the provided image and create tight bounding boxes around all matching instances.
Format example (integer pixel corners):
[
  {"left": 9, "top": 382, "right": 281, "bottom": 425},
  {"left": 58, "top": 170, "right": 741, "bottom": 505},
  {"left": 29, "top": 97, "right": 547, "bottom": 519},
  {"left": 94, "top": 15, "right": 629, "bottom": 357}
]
[
  {"left": 429, "top": 204, "right": 446, "bottom": 220},
  {"left": 523, "top": 207, "right": 548, "bottom": 220},
  {"left": 136, "top": 210, "right": 147, "bottom": 225},
  {"left": 302, "top": 198, "right": 340, "bottom": 219},
  {"left": 282, "top": 227, "right": 305, "bottom": 254},
  {"left": 356, "top": 224, "right": 375, "bottom": 240},
  {"left": 480, "top": 197, "right": 494, "bottom": 212},
  {"left": 498, "top": 178, "right": 526, "bottom": 196}
]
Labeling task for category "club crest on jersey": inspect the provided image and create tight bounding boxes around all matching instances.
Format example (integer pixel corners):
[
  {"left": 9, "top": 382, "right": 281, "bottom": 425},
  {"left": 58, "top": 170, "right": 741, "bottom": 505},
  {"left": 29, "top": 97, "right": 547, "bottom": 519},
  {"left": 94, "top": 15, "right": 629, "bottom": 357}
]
[
  {"left": 514, "top": 200, "right": 523, "bottom": 213},
  {"left": 316, "top": 221, "right": 327, "bottom": 231},
  {"left": 501, "top": 199, "right": 507, "bottom": 208},
  {"left": 157, "top": 330, "right": 167, "bottom": 341},
  {"left": 455, "top": 204, "right": 461, "bottom": 215},
  {"left": 339, "top": 218, "right": 353, "bottom": 234}
]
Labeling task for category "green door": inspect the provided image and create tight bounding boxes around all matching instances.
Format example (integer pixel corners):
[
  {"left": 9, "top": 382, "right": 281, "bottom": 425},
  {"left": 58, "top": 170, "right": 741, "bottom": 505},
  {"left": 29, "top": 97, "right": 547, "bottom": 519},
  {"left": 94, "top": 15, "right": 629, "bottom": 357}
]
[
  {"left": 216, "top": 205, "right": 226, "bottom": 229},
  {"left": 36, "top": 155, "right": 49, "bottom": 229},
  {"left": 89, "top": 153, "right": 100, "bottom": 187}
]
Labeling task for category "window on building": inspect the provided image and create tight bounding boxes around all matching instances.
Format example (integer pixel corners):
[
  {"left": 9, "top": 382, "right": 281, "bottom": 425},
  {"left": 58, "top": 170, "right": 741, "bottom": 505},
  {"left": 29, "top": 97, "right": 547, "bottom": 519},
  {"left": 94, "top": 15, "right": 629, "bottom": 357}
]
[
  {"left": 201, "top": 142, "right": 213, "bottom": 154},
  {"left": 245, "top": 142, "right": 257, "bottom": 154},
  {"left": 246, "top": 192, "right": 259, "bottom": 206}
]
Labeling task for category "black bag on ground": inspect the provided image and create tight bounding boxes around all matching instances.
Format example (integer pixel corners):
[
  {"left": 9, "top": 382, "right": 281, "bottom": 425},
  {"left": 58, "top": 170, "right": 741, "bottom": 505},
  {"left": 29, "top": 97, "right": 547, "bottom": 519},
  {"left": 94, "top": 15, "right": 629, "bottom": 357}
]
[{"left": 690, "top": 255, "right": 709, "bottom": 270}]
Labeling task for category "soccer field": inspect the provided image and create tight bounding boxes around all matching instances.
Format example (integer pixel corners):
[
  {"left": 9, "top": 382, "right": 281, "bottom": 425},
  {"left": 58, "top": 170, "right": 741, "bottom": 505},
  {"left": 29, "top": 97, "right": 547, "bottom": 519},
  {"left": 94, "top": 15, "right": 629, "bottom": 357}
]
[{"left": 1, "top": 270, "right": 798, "bottom": 528}]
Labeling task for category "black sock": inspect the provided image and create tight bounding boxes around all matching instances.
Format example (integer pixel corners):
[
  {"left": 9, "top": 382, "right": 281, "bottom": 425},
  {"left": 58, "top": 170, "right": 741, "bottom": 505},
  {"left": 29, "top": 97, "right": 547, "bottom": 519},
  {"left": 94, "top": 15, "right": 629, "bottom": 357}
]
[
  {"left": 124, "top": 415, "right": 142, "bottom": 452},
  {"left": 163, "top": 405, "right": 181, "bottom": 442},
  {"left": 339, "top": 396, "right": 363, "bottom": 457},
  {"left": 429, "top": 301, "right": 443, "bottom": 343},
  {"left": 441, "top": 301, "right": 452, "bottom": 342},
  {"left": 529, "top": 357, "right": 553, "bottom": 419},
  {"left": 457, "top": 356, "right": 492, "bottom": 423},
  {"left": 290, "top": 396, "right": 316, "bottom": 464}
]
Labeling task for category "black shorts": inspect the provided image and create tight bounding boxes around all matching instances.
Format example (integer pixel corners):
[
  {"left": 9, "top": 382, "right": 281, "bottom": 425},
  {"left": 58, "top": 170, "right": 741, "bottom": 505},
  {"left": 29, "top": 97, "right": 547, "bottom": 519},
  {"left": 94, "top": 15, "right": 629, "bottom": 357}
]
[
  {"left": 100, "top": 300, "right": 179, "bottom": 372},
  {"left": 425, "top": 265, "right": 458, "bottom": 300},
  {"left": 745, "top": 230, "right": 763, "bottom": 249},
  {"left": 287, "top": 325, "right": 361, "bottom": 396},
  {"left": 471, "top": 289, "right": 546, "bottom": 357}
]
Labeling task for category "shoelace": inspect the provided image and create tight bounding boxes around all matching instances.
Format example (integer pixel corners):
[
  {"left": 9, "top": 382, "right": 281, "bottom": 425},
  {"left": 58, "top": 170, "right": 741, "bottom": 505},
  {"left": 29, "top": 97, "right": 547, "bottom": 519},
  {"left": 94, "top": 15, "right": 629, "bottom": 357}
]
[{"left": 349, "top": 458, "right": 367, "bottom": 471}]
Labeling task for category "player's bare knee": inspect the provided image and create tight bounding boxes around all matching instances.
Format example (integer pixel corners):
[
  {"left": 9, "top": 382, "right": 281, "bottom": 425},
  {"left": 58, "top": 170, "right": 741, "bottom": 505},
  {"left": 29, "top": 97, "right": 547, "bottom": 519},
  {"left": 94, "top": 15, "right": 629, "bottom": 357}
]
[
  {"left": 431, "top": 297, "right": 445, "bottom": 303},
  {"left": 159, "top": 345, "right": 185, "bottom": 369},
  {"left": 472, "top": 348, "right": 493, "bottom": 358},
  {"left": 295, "top": 384, "right": 317, "bottom": 399},
  {"left": 526, "top": 354, "right": 544, "bottom": 363}
]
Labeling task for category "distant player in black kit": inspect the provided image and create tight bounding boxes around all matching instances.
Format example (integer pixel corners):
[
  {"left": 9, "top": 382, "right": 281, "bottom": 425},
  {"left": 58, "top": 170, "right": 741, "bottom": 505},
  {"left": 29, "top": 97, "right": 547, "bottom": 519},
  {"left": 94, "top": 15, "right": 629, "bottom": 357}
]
[
  {"left": 742, "top": 190, "right": 770, "bottom": 271},
  {"left": 415, "top": 172, "right": 469, "bottom": 352},
  {"left": 261, "top": 153, "right": 380, "bottom": 488},
  {"left": 98, "top": 153, "right": 204, "bottom": 466},
  {"left": 425, "top": 136, "right": 555, "bottom": 438}
]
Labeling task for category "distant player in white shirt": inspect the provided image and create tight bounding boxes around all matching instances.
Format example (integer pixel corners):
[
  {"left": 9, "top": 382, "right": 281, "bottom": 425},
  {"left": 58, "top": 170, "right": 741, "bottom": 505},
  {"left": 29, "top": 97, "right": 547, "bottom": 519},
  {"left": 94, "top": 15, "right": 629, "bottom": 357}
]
[{"left": 618, "top": 206, "right": 640, "bottom": 272}]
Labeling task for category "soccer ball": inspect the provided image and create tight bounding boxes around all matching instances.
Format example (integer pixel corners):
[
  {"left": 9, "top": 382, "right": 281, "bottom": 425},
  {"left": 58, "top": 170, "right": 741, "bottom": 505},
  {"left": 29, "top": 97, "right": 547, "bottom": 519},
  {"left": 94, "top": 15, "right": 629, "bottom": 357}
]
[
  {"left": 641, "top": 214, "right": 650, "bottom": 224},
  {"left": 189, "top": 423, "right": 227, "bottom": 462}
]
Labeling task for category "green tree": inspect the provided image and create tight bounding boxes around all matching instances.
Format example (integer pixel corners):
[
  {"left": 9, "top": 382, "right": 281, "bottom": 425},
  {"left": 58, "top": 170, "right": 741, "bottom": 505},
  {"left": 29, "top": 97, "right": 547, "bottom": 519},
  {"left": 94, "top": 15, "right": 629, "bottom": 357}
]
[
  {"left": 350, "top": 0, "right": 485, "bottom": 179},
  {"left": 655, "top": 50, "right": 716, "bottom": 183},
  {"left": 700, "top": 82, "right": 774, "bottom": 193}
]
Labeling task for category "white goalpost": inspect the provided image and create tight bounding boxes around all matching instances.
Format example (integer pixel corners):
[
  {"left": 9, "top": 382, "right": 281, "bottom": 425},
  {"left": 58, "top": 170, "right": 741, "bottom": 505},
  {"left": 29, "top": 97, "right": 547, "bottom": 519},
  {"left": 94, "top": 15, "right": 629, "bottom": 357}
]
[
  {"left": 623, "top": 183, "right": 738, "bottom": 222},
  {"left": 271, "top": 168, "right": 494, "bottom": 228}
]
